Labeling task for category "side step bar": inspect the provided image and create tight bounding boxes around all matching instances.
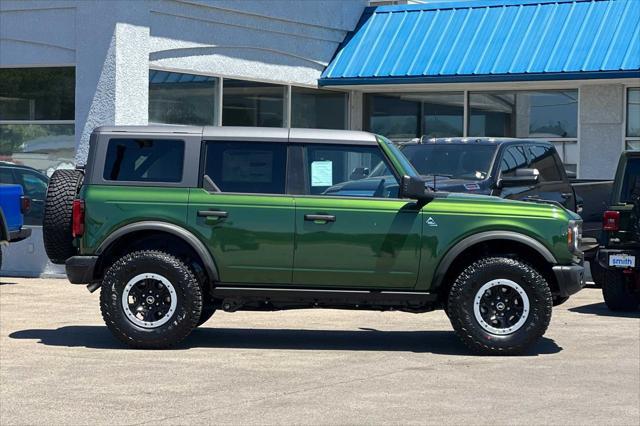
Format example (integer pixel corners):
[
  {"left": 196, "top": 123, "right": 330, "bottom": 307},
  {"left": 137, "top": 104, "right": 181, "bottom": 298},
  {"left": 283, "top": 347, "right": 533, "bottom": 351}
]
[{"left": 210, "top": 286, "right": 438, "bottom": 313}]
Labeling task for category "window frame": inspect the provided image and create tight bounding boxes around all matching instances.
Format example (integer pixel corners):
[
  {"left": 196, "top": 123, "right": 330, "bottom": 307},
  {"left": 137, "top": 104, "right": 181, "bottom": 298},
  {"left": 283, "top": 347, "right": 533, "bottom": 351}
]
[{"left": 149, "top": 66, "right": 350, "bottom": 130}]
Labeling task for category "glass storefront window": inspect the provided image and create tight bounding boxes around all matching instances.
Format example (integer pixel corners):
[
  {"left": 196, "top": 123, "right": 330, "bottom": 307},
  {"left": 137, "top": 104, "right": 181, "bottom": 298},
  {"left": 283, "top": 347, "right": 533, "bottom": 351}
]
[
  {"left": 0, "top": 67, "right": 74, "bottom": 121},
  {"left": 0, "top": 123, "right": 75, "bottom": 176},
  {"left": 627, "top": 88, "right": 640, "bottom": 138},
  {"left": 364, "top": 92, "right": 463, "bottom": 141},
  {"left": 422, "top": 93, "right": 464, "bottom": 137},
  {"left": 223, "top": 79, "right": 285, "bottom": 127},
  {"left": 365, "top": 94, "right": 420, "bottom": 140},
  {"left": 469, "top": 90, "right": 578, "bottom": 138},
  {"left": 291, "top": 87, "right": 347, "bottom": 129},
  {"left": 149, "top": 70, "right": 218, "bottom": 126}
]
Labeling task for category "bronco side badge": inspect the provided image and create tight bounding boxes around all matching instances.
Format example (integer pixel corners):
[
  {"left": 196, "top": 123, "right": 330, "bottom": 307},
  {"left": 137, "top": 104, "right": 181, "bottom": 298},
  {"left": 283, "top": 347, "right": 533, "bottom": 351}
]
[{"left": 426, "top": 217, "right": 438, "bottom": 227}]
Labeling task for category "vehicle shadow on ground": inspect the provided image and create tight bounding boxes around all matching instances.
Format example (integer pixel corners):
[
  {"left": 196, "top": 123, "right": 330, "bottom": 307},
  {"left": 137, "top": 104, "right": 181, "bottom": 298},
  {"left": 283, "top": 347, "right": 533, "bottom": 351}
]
[
  {"left": 569, "top": 302, "right": 640, "bottom": 318},
  {"left": 9, "top": 326, "right": 561, "bottom": 356}
]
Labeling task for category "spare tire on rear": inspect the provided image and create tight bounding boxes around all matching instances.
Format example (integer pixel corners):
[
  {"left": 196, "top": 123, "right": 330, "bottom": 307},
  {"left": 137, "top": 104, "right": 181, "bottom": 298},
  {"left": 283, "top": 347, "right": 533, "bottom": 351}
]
[{"left": 43, "top": 169, "right": 84, "bottom": 264}]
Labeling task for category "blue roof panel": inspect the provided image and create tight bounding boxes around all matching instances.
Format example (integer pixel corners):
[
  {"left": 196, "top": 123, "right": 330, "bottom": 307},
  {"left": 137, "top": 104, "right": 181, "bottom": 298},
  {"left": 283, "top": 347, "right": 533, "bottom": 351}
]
[{"left": 320, "top": 0, "right": 640, "bottom": 85}]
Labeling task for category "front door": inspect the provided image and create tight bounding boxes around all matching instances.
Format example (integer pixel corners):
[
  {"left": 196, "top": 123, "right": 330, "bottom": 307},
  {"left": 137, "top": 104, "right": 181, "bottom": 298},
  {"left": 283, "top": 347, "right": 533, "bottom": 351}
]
[
  {"left": 292, "top": 143, "right": 422, "bottom": 289},
  {"left": 188, "top": 140, "right": 294, "bottom": 284}
]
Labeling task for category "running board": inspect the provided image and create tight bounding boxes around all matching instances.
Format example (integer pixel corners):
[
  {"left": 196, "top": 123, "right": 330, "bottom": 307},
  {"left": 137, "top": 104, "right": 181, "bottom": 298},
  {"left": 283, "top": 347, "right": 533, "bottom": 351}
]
[{"left": 210, "top": 286, "right": 439, "bottom": 313}]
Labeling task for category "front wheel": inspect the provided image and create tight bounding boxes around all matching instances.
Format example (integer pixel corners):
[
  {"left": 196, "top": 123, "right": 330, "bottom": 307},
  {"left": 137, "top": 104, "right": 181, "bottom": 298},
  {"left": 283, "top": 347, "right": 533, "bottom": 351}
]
[
  {"left": 447, "top": 257, "right": 552, "bottom": 355},
  {"left": 100, "top": 250, "right": 203, "bottom": 348}
]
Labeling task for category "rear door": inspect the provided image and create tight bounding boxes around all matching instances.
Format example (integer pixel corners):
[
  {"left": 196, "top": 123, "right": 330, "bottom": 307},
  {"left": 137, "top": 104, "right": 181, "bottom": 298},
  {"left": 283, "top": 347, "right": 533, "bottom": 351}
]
[
  {"left": 187, "top": 139, "right": 295, "bottom": 285},
  {"left": 291, "top": 143, "right": 422, "bottom": 289}
]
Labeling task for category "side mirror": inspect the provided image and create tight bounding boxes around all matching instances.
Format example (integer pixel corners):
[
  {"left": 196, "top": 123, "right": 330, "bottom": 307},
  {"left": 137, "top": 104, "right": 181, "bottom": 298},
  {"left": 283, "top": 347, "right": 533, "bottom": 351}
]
[
  {"left": 399, "top": 175, "right": 433, "bottom": 202},
  {"left": 498, "top": 168, "right": 539, "bottom": 188},
  {"left": 566, "top": 170, "right": 577, "bottom": 179}
]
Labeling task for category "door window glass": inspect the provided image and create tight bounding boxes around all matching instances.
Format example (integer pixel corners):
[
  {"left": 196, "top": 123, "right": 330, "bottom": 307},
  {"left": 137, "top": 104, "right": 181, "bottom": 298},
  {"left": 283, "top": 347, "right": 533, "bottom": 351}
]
[
  {"left": 500, "top": 146, "right": 528, "bottom": 177},
  {"left": 203, "top": 141, "right": 286, "bottom": 194},
  {"left": 103, "top": 139, "right": 184, "bottom": 182},
  {"left": 527, "top": 145, "right": 562, "bottom": 182},
  {"left": 304, "top": 145, "right": 398, "bottom": 198}
]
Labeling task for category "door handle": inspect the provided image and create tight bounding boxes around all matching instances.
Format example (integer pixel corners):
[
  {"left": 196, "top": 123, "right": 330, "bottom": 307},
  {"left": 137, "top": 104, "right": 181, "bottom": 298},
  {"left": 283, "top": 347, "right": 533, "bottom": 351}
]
[
  {"left": 523, "top": 195, "right": 540, "bottom": 200},
  {"left": 304, "top": 214, "right": 336, "bottom": 223},
  {"left": 561, "top": 192, "right": 573, "bottom": 199},
  {"left": 198, "top": 210, "right": 228, "bottom": 218}
]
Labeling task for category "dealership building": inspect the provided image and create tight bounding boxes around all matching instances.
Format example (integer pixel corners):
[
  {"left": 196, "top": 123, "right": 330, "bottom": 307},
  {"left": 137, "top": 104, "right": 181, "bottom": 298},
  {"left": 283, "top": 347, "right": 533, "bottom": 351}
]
[{"left": 1, "top": 0, "right": 639, "bottom": 276}]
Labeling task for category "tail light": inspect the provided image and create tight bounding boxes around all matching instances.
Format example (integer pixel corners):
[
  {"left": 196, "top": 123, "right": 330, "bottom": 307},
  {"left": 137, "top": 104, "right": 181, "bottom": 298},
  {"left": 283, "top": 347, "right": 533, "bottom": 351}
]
[
  {"left": 603, "top": 210, "right": 620, "bottom": 232},
  {"left": 20, "top": 196, "right": 31, "bottom": 214},
  {"left": 72, "top": 199, "right": 85, "bottom": 237}
]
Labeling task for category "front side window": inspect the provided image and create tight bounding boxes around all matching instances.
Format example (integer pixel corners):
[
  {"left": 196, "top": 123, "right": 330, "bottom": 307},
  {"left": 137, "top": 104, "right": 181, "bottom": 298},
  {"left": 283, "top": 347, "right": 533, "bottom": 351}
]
[
  {"left": 203, "top": 141, "right": 286, "bottom": 194},
  {"left": 526, "top": 145, "right": 562, "bottom": 182},
  {"left": 500, "top": 146, "right": 529, "bottom": 178},
  {"left": 304, "top": 145, "right": 398, "bottom": 198},
  {"left": 103, "top": 139, "right": 184, "bottom": 182}
]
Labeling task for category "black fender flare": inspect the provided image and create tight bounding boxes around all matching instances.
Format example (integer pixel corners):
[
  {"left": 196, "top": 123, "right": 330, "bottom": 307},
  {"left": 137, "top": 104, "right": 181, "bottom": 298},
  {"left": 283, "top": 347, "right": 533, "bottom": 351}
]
[
  {"left": 96, "top": 221, "right": 219, "bottom": 282},
  {"left": 431, "top": 231, "right": 557, "bottom": 290}
]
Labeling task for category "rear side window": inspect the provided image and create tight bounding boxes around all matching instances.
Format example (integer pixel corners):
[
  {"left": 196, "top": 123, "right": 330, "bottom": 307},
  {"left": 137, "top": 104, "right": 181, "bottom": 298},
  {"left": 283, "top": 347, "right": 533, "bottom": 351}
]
[
  {"left": 527, "top": 145, "right": 562, "bottom": 182},
  {"left": 103, "top": 139, "right": 184, "bottom": 182},
  {"left": 203, "top": 141, "right": 286, "bottom": 194}
]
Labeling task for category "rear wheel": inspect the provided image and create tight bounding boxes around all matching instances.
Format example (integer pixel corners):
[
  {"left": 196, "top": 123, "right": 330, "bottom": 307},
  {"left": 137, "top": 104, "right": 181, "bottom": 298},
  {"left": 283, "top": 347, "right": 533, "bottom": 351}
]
[
  {"left": 43, "top": 169, "right": 84, "bottom": 264},
  {"left": 602, "top": 270, "right": 640, "bottom": 311},
  {"left": 447, "top": 257, "right": 552, "bottom": 355},
  {"left": 100, "top": 250, "right": 202, "bottom": 348}
]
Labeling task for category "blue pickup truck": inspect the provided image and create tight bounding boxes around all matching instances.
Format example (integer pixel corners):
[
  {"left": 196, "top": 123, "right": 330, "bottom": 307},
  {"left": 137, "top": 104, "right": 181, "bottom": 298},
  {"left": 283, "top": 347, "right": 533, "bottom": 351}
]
[{"left": 0, "top": 184, "right": 32, "bottom": 269}]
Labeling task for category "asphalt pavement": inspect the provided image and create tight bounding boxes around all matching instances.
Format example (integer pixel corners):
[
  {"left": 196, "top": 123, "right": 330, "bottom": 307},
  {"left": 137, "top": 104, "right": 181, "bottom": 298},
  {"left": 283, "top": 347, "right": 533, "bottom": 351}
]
[{"left": 1, "top": 277, "right": 638, "bottom": 425}]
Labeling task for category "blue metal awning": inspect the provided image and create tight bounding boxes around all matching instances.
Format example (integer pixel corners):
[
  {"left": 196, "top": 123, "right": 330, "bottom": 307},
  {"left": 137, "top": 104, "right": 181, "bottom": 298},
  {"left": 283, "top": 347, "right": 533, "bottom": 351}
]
[{"left": 319, "top": 0, "right": 640, "bottom": 86}]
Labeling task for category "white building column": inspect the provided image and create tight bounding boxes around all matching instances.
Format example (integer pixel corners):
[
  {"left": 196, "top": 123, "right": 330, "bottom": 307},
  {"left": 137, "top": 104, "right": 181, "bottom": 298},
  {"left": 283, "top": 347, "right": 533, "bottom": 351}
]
[
  {"left": 579, "top": 84, "right": 625, "bottom": 179},
  {"left": 74, "top": 1, "right": 150, "bottom": 165}
]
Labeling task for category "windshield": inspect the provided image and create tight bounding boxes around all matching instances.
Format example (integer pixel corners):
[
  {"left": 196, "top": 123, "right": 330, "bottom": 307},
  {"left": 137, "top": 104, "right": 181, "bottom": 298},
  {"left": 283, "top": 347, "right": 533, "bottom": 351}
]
[{"left": 400, "top": 144, "right": 496, "bottom": 181}]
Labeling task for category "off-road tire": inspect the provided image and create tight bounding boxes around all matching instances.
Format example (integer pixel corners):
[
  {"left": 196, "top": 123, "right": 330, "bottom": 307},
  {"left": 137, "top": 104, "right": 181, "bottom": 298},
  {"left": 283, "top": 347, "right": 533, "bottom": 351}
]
[
  {"left": 198, "top": 304, "right": 216, "bottom": 327},
  {"left": 447, "top": 257, "right": 553, "bottom": 355},
  {"left": 43, "top": 169, "right": 84, "bottom": 264},
  {"left": 190, "top": 263, "right": 215, "bottom": 327},
  {"left": 100, "top": 250, "right": 203, "bottom": 349},
  {"left": 602, "top": 269, "right": 640, "bottom": 311}
]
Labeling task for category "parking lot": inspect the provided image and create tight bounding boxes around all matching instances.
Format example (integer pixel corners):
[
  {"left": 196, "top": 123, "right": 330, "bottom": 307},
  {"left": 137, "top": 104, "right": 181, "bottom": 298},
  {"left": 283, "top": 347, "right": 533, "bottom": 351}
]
[{"left": 1, "top": 277, "right": 638, "bottom": 425}]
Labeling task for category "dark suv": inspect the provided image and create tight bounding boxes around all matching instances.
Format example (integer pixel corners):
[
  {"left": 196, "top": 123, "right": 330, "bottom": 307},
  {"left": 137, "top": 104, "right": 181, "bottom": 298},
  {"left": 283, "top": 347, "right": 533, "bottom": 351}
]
[{"left": 597, "top": 151, "right": 640, "bottom": 311}]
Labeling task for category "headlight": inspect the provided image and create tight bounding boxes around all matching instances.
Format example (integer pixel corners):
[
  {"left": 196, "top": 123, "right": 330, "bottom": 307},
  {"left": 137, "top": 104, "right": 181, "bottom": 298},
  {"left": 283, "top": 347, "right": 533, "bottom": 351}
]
[{"left": 567, "top": 220, "right": 582, "bottom": 253}]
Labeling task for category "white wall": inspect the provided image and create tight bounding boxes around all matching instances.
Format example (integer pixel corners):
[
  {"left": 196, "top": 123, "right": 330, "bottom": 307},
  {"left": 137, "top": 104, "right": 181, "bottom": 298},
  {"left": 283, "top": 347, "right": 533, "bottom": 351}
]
[{"left": 579, "top": 84, "right": 626, "bottom": 179}]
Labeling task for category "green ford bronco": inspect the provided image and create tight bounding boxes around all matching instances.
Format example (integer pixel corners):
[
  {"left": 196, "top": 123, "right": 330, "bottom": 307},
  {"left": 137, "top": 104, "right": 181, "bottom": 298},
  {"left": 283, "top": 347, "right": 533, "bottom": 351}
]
[{"left": 43, "top": 126, "right": 584, "bottom": 354}]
